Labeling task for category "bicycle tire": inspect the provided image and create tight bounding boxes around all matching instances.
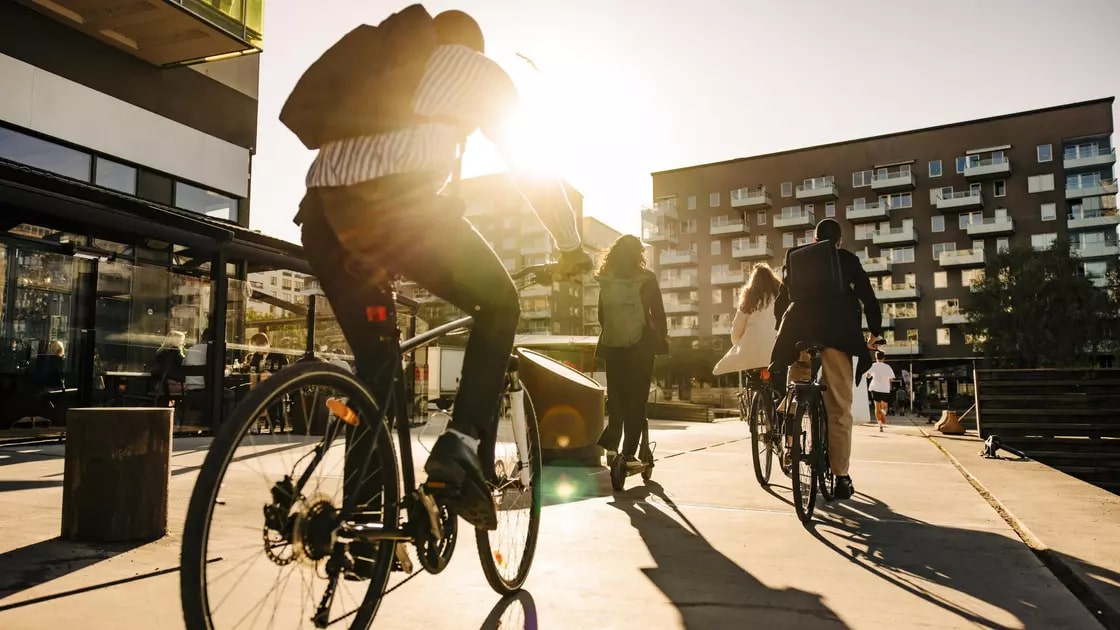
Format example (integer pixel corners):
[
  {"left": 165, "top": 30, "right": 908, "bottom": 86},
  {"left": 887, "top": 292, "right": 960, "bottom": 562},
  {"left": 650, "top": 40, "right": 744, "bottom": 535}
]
[
  {"left": 181, "top": 361, "right": 401, "bottom": 630},
  {"left": 476, "top": 390, "right": 541, "bottom": 594},
  {"left": 815, "top": 396, "right": 836, "bottom": 502},
  {"left": 748, "top": 389, "right": 773, "bottom": 486},
  {"left": 790, "top": 400, "right": 818, "bottom": 523}
]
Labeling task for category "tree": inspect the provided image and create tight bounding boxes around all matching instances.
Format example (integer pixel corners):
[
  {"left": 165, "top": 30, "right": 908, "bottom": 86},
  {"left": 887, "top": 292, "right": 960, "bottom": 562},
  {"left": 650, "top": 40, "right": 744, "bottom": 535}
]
[{"left": 965, "top": 238, "right": 1112, "bottom": 368}]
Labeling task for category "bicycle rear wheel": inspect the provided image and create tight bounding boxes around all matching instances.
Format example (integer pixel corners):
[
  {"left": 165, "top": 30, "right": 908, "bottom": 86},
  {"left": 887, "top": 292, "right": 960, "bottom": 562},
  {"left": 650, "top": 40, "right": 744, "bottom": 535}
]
[
  {"left": 476, "top": 389, "right": 541, "bottom": 594},
  {"left": 814, "top": 397, "right": 836, "bottom": 501},
  {"left": 790, "top": 400, "right": 818, "bottom": 523},
  {"left": 181, "top": 361, "right": 400, "bottom": 630},
  {"left": 748, "top": 390, "right": 773, "bottom": 486}
]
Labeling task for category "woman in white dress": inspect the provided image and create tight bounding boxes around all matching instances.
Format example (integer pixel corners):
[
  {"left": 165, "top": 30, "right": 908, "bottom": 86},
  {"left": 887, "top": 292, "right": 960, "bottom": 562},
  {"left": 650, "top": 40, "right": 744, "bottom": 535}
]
[{"left": 713, "top": 264, "right": 782, "bottom": 377}]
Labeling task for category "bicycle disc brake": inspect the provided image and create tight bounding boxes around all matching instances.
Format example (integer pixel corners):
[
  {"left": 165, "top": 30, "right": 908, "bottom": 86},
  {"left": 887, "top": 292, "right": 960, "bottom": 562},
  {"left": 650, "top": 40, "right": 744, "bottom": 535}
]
[{"left": 411, "top": 486, "right": 457, "bottom": 574}]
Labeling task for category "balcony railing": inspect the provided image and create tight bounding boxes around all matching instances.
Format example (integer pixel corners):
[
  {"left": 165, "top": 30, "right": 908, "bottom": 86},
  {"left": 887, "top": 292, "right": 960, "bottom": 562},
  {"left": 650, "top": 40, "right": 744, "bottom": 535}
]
[
  {"left": 668, "top": 327, "right": 700, "bottom": 337},
  {"left": 644, "top": 202, "right": 679, "bottom": 221},
  {"left": 643, "top": 226, "right": 679, "bottom": 244},
  {"left": 730, "top": 188, "right": 772, "bottom": 208},
  {"left": 936, "top": 190, "right": 985, "bottom": 211},
  {"left": 712, "top": 323, "right": 733, "bottom": 336},
  {"left": 1066, "top": 180, "right": 1119, "bottom": 200},
  {"left": 522, "top": 309, "right": 552, "bottom": 319},
  {"left": 875, "top": 284, "right": 921, "bottom": 300},
  {"left": 520, "top": 285, "right": 551, "bottom": 298},
  {"left": 861, "top": 257, "right": 893, "bottom": 274},
  {"left": 710, "top": 270, "right": 746, "bottom": 285},
  {"left": 846, "top": 201, "right": 890, "bottom": 222},
  {"left": 1064, "top": 146, "right": 1116, "bottom": 170},
  {"left": 862, "top": 315, "right": 895, "bottom": 329},
  {"left": 662, "top": 274, "right": 700, "bottom": 289},
  {"left": 664, "top": 299, "right": 701, "bottom": 314},
  {"left": 965, "top": 216, "right": 1015, "bottom": 236},
  {"left": 1073, "top": 240, "right": 1120, "bottom": 258},
  {"left": 963, "top": 156, "right": 1011, "bottom": 179},
  {"left": 710, "top": 218, "right": 749, "bottom": 236},
  {"left": 872, "top": 224, "right": 918, "bottom": 245},
  {"left": 940, "top": 309, "right": 968, "bottom": 325},
  {"left": 731, "top": 239, "right": 773, "bottom": 259},
  {"left": 30, "top": 0, "right": 264, "bottom": 66},
  {"left": 659, "top": 250, "right": 699, "bottom": 266},
  {"left": 881, "top": 341, "right": 923, "bottom": 356},
  {"left": 795, "top": 178, "right": 839, "bottom": 201},
  {"left": 1068, "top": 209, "right": 1120, "bottom": 230},
  {"left": 773, "top": 207, "right": 815, "bottom": 230},
  {"left": 939, "top": 248, "right": 986, "bottom": 267},
  {"left": 871, "top": 169, "right": 917, "bottom": 191}
]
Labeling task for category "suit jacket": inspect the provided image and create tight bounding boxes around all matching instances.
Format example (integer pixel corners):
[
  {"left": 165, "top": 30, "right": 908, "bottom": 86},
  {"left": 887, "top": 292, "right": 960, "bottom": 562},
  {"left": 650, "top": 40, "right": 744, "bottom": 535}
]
[{"left": 770, "top": 244, "right": 882, "bottom": 383}]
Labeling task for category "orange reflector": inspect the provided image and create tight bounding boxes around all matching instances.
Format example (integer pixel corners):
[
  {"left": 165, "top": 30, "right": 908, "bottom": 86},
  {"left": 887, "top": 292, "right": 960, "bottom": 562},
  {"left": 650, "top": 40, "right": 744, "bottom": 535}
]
[
  {"left": 494, "top": 551, "right": 505, "bottom": 567},
  {"left": 427, "top": 481, "right": 447, "bottom": 489},
  {"left": 760, "top": 368, "right": 771, "bottom": 382},
  {"left": 326, "top": 399, "right": 359, "bottom": 426}
]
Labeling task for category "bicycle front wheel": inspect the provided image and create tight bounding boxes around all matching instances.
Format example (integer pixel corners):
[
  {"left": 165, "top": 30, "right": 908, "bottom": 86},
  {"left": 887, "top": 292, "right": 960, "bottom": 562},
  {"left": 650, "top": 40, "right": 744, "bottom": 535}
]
[
  {"left": 790, "top": 400, "right": 818, "bottom": 523},
  {"left": 476, "top": 389, "right": 541, "bottom": 593},
  {"left": 181, "top": 361, "right": 401, "bottom": 630},
  {"left": 748, "top": 390, "right": 773, "bottom": 486}
]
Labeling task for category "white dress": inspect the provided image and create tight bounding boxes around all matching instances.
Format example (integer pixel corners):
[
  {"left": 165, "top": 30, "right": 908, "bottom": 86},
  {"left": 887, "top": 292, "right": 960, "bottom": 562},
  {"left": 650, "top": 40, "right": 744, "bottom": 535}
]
[{"left": 712, "top": 308, "right": 778, "bottom": 375}]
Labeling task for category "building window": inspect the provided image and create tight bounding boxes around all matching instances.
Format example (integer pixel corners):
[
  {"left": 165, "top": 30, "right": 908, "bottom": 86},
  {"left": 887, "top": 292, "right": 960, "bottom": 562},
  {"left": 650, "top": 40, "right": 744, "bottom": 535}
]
[
  {"left": 687, "top": 195, "right": 697, "bottom": 210},
  {"left": 962, "top": 268, "right": 984, "bottom": 287},
  {"left": 959, "top": 211, "right": 981, "bottom": 230},
  {"left": 1028, "top": 174, "right": 1055, "bottom": 193},
  {"left": 937, "top": 328, "right": 952, "bottom": 346},
  {"left": 0, "top": 126, "right": 92, "bottom": 181},
  {"left": 682, "top": 219, "right": 697, "bottom": 234},
  {"left": 174, "top": 182, "right": 239, "bottom": 222},
  {"left": 955, "top": 157, "right": 968, "bottom": 173},
  {"left": 825, "top": 202, "right": 836, "bottom": 217},
  {"left": 781, "top": 182, "right": 793, "bottom": 197},
  {"left": 1031, "top": 232, "right": 1058, "bottom": 250},
  {"left": 934, "top": 271, "right": 948, "bottom": 288},
  {"left": 928, "top": 160, "right": 942, "bottom": 177},
  {"left": 1040, "top": 202, "right": 1056, "bottom": 221},
  {"left": 851, "top": 170, "right": 873, "bottom": 188},
  {"left": 854, "top": 224, "right": 876, "bottom": 241},
  {"left": 931, "top": 215, "right": 945, "bottom": 233},
  {"left": 883, "top": 246, "right": 916, "bottom": 264},
  {"left": 994, "top": 180, "right": 1006, "bottom": 197},
  {"left": 782, "top": 233, "right": 794, "bottom": 248},
  {"left": 997, "top": 237, "right": 1009, "bottom": 252},
  {"left": 712, "top": 289, "right": 723, "bottom": 304},
  {"left": 1037, "top": 144, "right": 1053, "bottom": 162},
  {"left": 709, "top": 192, "right": 720, "bottom": 207},
  {"left": 93, "top": 157, "right": 138, "bottom": 195},
  {"left": 757, "top": 210, "right": 767, "bottom": 225},
  {"left": 710, "top": 240, "right": 721, "bottom": 255},
  {"left": 932, "top": 242, "right": 956, "bottom": 259},
  {"left": 881, "top": 192, "right": 913, "bottom": 209}
]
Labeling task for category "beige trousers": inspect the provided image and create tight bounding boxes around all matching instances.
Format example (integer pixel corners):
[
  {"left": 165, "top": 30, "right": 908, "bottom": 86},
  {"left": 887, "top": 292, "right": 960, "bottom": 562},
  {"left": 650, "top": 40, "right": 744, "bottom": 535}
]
[{"left": 820, "top": 348, "right": 854, "bottom": 476}]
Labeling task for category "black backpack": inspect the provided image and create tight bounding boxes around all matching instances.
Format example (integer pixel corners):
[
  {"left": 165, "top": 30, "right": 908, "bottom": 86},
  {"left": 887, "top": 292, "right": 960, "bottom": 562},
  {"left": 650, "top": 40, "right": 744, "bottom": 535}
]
[
  {"left": 280, "top": 4, "right": 440, "bottom": 149},
  {"left": 785, "top": 240, "right": 846, "bottom": 303}
]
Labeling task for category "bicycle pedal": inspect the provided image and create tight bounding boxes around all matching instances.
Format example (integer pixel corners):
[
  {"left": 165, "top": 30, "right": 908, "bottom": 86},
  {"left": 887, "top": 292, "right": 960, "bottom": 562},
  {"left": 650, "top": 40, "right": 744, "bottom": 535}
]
[{"left": 393, "top": 542, "right": 414, "bottom": 574}]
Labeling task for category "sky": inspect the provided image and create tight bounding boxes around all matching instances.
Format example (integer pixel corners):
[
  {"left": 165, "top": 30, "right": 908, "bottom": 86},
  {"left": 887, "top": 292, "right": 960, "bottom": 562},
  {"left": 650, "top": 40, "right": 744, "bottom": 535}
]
[{"left": 248, "top": 0, "right": 1120, "bottom": 244}]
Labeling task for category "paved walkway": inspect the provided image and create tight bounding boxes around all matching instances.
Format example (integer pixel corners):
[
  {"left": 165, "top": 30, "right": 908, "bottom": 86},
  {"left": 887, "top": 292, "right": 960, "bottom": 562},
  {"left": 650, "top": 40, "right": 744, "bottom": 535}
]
[{"left": 0, "top": 415, "right": 1111, "bottom": 629}]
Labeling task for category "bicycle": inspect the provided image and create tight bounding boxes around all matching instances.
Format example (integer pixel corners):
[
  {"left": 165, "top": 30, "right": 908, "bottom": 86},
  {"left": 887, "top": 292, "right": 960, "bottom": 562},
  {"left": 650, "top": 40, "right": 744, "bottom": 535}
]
[
  {"left": 780, "top": 342, "right": 834, "bottom": 523},
  {"left": 741, "top": 367, "right": 791, "bottom": 486},
  {"left": 180, "top": 263, "right": 560, "bottom": 629}
]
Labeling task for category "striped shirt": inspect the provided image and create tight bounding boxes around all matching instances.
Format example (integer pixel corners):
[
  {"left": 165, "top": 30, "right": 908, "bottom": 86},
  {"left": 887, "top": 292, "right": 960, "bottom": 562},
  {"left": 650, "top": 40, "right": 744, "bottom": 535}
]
[{"left": 306, "top": 44, "right": 581, "bottom": 251}]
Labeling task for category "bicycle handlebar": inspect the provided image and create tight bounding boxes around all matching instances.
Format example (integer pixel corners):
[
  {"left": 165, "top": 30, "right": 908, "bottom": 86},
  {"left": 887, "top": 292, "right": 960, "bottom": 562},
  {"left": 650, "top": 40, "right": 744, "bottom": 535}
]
[{"left": 510, "top": 262, "right": 562, "bottom": 286}]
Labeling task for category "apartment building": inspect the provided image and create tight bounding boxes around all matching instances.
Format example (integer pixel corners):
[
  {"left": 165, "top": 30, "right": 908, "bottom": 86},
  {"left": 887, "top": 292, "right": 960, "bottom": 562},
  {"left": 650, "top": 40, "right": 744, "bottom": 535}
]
[
  {"left": 647, "top": 98, "right": 1116, "bottom": 375},
  {"left": 395, "top": 173, "right": 595, "bottom": 335}
]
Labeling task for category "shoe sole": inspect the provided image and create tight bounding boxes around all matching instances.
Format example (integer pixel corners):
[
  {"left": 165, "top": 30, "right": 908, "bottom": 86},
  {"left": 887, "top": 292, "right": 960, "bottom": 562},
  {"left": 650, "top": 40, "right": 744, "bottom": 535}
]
[{"left": 424, "top": 458, "right": 497, "bottom": 531}]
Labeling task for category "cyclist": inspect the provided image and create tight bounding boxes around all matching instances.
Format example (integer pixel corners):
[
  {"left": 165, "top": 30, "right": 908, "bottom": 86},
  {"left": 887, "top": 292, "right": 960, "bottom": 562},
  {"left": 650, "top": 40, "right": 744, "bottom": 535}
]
[
  {"left": 771, "top": 218, "right": 882, "bottom": 499},
  {"left": 294, "top": 10, "right": 591, "bottom": 530}
]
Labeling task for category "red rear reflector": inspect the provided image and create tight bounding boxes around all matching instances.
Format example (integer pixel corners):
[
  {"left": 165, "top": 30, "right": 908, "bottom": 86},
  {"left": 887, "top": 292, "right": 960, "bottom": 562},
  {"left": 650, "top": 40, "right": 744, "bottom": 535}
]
[
  {"left": 366, "top": 306, "right": 387, "bottom": 322},
  {"left": 760, "top": 368, "right": 771, "bottom": 382}
]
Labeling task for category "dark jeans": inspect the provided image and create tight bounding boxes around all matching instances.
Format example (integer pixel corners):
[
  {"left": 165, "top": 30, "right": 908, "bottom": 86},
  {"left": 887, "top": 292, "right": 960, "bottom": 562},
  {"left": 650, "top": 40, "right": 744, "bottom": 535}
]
[
  {"left": 598, "top": 343, "right": 654, "bottom": 458},
  {"left": 297, "top": 175, "right": 519, "bottom": 442}
]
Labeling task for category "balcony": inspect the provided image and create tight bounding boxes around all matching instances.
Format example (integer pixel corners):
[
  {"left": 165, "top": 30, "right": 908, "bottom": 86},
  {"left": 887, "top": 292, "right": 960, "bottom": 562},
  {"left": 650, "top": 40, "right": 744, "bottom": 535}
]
[
  {"left": 1066, "top": 180, "right": 1119, "bottom": 200},
  {"left": 872, "top": 224, "right": 918, "bottom": 246},
  {"left": 845, "top": 201, "right": 890, "bottom": 222},
  {"left": 1064, "top": 147, "right": 1116, "bottom": 171},
  {"left": 662, "top": 274, "right": 700, "bottom": 289},
  {"left": 871, "top": 169, "right": 917, "bottom": 192},
  {"left": 522, "top": 309, "right": 552, "bottom": 320},
  {"left": 730, "top": 188, "right": 772, "bottom": 209},
  {"left": 963, "top": 156, "right": 1011, "bottom": 179},
  {"left": 1068, "top": 209, "right": 1120, "bottom": 231},
  {"left": 643, "top": 225, "right": 679, "bottom": 245},
  {"left": 644, "top": 201, "right": 679, "bottom": 221},
  {"left": 521, "top": 285, "right": 551, "bottom": 298},
  {"left": 668, "top": 327, "right": 700, "bottom": 338},
  {"left": 20, "top": 0, "right": 264, "bottom": 66},
  {"left": 796, "top": 178, "right": 839, "bottom": 201},
  {"left": 664, "top": 299, "right": 701, "bottom": 314},
  {"left": 940, "top": 310, "right": 968, "bottom": 325},
  {"left": 659, "top": 250, "right": 699, "bottom": 266},
  {"left": 710, "top": 270, "right": 746, "bottom": 286},
  {"left": 862, "top": 315, "right": 894, "bottom": 329},
  {"left": 731, "top": 239, "right": 773, "bottom": 259},
  {"left": 965, "top": 216, "right": 1015, "bottom": 237},
  {"left": 712, "top": 323, "right": 733, "bottom": 336},
  {"left": 1073, "top": 241, "right": 1120, "bottom": 259},
  {"left": 710, "top": 218, "right": 749, "bottom": 236},
  {"left": 875, "top": 284, "right": 921, "bottom": 301},
  {"left": 936, "top": 190, "right": 984, "bottom": 212},
  {"left": 774, "top": 206, "right": 815, "bottom": 230},
  {"left": 939, "top": 248, "right": 986, "bottom": 267},
  {"left": 582, "top": 291, "right": 598, "bottom": 306},
  {"left": 881, "top": 341, "right": 924, "bottom": 356},
  {"left": 861, "top": 257, "right": 892, "bottom": 275}
]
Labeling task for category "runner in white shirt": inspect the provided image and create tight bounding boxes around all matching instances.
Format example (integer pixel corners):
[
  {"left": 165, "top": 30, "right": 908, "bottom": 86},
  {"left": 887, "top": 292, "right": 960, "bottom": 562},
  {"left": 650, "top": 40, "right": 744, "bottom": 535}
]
[{"left": 864, "top": 351, "right": 895, "bottom": 431}]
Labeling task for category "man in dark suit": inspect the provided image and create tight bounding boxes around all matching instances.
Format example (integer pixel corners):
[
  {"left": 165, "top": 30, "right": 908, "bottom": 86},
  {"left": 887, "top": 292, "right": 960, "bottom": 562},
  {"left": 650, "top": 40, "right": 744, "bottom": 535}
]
[{"left": 772, "top": 218, "right": 883, "bottom": 499}]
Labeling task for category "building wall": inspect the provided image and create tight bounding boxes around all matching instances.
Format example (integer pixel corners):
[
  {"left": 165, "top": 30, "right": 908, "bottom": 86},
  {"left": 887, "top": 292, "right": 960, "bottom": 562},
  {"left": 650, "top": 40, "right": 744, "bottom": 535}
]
[{"left": 650, "top": 99, "right": 1115, "bottom": 362}]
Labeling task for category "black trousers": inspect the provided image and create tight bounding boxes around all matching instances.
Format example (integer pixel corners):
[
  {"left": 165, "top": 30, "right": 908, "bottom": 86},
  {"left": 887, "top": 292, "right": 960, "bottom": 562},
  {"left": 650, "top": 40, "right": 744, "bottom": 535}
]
[
  {"left": 598, "top": 343, "right": 654, "bottom": 458},
  {"left": 297, "top": 175, "right": 520, "bottom": 442}
]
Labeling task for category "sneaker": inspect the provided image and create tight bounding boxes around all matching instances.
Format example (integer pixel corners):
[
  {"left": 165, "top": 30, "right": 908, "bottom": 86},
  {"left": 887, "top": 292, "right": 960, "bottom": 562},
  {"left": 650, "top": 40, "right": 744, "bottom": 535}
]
[
  {"left": 834, "top": 475, "right": 855, "bottom": 500},
  {"left": 879, "top": 424, "right": 884, "bottom": 433},
  {"left": 424, "top": 433, "right": 497, "bottom": 530}
]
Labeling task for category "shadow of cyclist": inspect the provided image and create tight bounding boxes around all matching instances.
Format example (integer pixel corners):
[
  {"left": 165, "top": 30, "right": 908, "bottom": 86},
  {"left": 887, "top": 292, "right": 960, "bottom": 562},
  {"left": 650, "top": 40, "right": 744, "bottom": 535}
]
[{"left": 608, "top": 481, "right": 848, "bottom": 629}]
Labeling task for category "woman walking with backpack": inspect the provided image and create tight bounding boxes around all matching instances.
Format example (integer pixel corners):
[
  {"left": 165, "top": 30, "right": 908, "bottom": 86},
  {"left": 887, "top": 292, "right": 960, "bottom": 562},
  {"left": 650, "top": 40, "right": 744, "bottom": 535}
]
[{"left": 595, "top": 235, "right": 668, "bottom": 471}]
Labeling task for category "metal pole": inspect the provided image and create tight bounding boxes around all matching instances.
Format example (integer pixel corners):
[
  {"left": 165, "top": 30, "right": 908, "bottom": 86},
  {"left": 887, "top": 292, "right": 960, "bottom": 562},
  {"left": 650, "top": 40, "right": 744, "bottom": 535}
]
[{"left": 208, "top": 251, "right": 228, "bottom": 432}]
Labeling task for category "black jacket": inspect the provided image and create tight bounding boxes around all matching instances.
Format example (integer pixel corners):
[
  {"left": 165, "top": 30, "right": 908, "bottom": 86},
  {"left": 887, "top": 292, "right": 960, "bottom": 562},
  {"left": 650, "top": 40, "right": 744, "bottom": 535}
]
[{"left": 771, "top": 245, "right": 882, "bottom": 383}]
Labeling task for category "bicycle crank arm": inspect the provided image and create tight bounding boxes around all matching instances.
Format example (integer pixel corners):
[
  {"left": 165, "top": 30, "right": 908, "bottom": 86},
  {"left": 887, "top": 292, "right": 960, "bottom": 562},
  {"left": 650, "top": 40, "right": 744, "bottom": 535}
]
[{"left": 337, "top": 521, "right": 412, "bottom": 542}]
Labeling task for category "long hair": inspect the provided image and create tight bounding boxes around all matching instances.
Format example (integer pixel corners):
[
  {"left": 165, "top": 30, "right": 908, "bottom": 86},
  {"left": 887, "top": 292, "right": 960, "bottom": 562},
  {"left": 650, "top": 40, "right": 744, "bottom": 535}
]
[
  {"left": 597, "top": 234, "right": 645, "bottom": 277},
  {"left": 738, "top": 263, "right": 782, "bottom": 314}
]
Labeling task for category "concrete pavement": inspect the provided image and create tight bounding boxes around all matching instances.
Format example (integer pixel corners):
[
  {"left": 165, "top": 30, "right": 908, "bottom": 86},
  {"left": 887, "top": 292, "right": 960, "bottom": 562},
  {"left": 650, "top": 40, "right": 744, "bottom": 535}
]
[{"left": 0, "top": 415, "right": 1109, "bottom": 629}]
